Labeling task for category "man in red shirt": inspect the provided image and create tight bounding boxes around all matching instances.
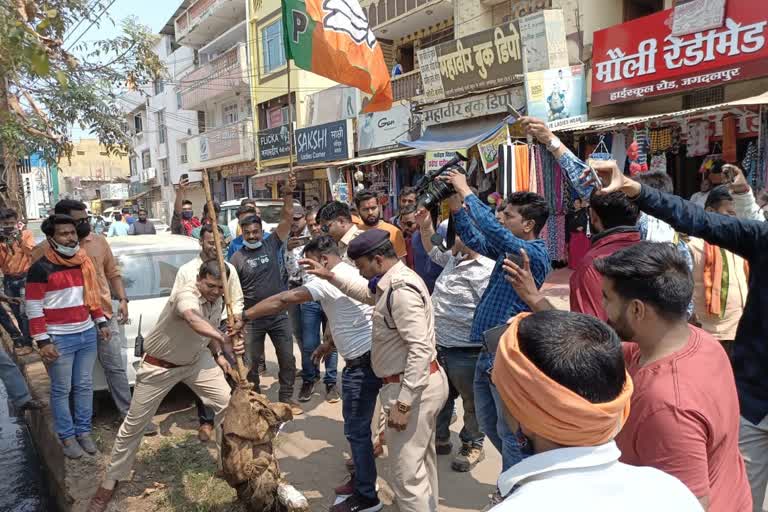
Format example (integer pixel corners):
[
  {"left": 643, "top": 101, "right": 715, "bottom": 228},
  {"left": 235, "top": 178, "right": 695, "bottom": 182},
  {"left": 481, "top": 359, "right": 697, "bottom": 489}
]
[
  {"left": 594, "top": 242, "right": 751, "bottom": 511},
  {"left": 569, "top": 191, "right": 640, "bottom": 320}
]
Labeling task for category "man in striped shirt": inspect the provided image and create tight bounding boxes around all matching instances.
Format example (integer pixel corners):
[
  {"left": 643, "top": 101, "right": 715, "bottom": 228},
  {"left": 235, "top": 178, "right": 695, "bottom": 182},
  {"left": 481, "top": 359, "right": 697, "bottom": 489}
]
[{"left": 26, "top": 215, "right": 111, "bottom": 459}]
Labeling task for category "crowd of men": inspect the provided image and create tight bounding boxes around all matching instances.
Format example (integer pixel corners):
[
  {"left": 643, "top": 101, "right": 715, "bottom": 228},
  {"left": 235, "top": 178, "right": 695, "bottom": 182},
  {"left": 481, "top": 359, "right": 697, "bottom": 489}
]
[{"left": 0, "top": 114, "right": 766, "bottom": 512}]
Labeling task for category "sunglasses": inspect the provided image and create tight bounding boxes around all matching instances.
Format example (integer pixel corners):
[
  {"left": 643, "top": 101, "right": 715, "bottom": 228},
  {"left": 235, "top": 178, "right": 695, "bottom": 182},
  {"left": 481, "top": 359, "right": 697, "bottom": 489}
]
[{"left": 321, "top": 224, "right": 330, "bottom": 233}]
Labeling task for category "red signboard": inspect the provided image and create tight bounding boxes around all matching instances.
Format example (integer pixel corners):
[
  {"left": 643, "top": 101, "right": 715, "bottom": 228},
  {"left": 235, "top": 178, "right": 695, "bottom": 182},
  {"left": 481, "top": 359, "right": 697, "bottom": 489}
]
[{"left": 591, "top": 1, "right": 768, "bottom": 106}]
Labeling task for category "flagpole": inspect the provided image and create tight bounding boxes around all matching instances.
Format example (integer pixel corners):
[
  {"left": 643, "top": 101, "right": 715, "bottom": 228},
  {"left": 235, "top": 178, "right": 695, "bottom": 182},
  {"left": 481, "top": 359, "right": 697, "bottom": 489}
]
[{"left": 287, "top": 57, "right": 295, "bottom": 179}]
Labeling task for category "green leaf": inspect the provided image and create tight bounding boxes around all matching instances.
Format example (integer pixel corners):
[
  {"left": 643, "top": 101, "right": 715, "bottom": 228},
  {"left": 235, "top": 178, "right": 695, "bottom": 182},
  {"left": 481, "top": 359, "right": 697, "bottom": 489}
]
[
  {"left": 55, "top": 70, "right": 68, "bottom": 88},
  {"left": 30, "top": 50, "right": 50, "bottom": 76},
  {"left": 45, "top": 9, "right": 58, "bottom": 18},
  {"left": 37, "top": 18, "right": 50, "bottom": 31}
]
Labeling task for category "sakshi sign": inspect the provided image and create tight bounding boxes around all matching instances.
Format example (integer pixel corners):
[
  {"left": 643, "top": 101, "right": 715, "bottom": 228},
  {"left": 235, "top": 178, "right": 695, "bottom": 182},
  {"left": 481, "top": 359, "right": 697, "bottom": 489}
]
[
  {"left": 295, "top": 119, "right": 354, "bottom": 164},
  {"left": 525, "top": 65, "right": 587, "bottom": 129},
  {"left": 417, "top": 21, "right": 524, "bottom": 101},
  {"left": 357, "top": 103, "right": 415, "bottom": 156},
  {"left": 591, "top": 1, "right": 768, "bottom": 106}
]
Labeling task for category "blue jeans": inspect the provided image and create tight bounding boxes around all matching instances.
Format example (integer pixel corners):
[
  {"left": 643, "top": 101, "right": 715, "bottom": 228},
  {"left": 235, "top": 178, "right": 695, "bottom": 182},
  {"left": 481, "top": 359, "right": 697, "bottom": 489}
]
[
  {"left": 341, "top": 358, "right": 381, "bottom": 501},
  {"left": 46, "top": 326, "right": 98, "bottom": 440},
  {"left": 0, "top": 344, "right": 32, "bottom": 407},
  {"left": 436, "top": 346, "right": 484, "bottom": 448},
  {"left": 4, "top": 275, "right": 31, "bottom": 347},
  {"left": 474, "top": 350, "right": 522, "bottom": 472},
  {"left": 300, "top": 301, "right": 337, "bottom": 385}
]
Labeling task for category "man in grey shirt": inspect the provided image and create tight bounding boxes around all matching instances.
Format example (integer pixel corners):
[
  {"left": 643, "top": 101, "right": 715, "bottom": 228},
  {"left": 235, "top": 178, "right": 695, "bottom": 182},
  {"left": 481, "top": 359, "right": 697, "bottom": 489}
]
[{"left": 416, "top": 207, "right": 494, "bottom": 473}]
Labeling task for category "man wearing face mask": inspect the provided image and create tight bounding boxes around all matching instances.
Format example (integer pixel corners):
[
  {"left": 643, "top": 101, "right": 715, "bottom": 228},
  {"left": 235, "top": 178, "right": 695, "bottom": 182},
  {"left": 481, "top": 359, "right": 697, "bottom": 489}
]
[
  {"left": 416, "top": 206, "right": 494, "bottom": 472},
  {"left": 128, "top": 208, "right": 156, "bottom": 235},
  {"left": 171, "top": 177, "right": 202, "bottom": 237},
  {"left": 0, "top": 208, "right": 39, "bottom": 353},
  {"left": 35, "top": 200, "right": 154, "bottom": 434},
  {"left": 303, "top": 229, "right": 449, "bottom": 512},
  {"left": 26, "top": 214, "right": 112, "bottom": 459},
  {"left": 230, "top": 173, "right": 301, "bottom": 415}
]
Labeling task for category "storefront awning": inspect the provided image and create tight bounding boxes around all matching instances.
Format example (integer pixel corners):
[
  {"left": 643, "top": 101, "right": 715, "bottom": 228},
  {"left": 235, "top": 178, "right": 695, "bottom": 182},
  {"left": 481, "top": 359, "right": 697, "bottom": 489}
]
[
  {"left": 560, "top": 90, "right": 768, "bottom": 133},
  {"left": 401, "top": 116, "right": 510, "bottom": 151},
  {"left": 290, "top": 148, "right": 425, "bottom": 172}
]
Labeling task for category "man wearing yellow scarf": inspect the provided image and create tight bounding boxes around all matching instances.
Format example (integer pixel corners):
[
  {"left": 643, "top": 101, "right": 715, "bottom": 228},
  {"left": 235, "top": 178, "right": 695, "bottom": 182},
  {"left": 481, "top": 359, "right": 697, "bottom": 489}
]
[{"left": 488, "top": 310, "right": 701, "bottom": 511}]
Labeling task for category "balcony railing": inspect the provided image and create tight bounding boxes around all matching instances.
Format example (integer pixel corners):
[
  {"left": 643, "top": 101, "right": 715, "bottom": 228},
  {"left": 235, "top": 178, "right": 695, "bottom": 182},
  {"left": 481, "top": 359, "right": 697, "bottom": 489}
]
[
  {"left": 184, "top": 118, "right": 254, "bottom": 169},
  {"left": 392, "top": 70, "right": 422, "bottom": 101},
  {"left": 180, "top": 44, "right": 248, "bottom": 110}
]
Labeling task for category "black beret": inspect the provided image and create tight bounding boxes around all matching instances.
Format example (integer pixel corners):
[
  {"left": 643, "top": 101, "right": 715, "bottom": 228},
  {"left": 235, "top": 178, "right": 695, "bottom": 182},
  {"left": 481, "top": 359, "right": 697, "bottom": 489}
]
[{"left": 347, "top": 229, "right": 390, "bottom": 260}]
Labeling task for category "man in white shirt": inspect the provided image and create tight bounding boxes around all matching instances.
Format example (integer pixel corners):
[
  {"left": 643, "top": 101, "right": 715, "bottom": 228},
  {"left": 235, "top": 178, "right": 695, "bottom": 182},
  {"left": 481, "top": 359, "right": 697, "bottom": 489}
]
[
  {"left": 488, "top": 310, "right": 701, "bottom": 512},
  {"left": 243, "top": 236, "right": 382, "bottom": 512},
  {"left": 170, "top": 224, "right": 244, "bottom": 442},
  {"left": 416, "top": 208, "right": 494, "bottom": 472}
]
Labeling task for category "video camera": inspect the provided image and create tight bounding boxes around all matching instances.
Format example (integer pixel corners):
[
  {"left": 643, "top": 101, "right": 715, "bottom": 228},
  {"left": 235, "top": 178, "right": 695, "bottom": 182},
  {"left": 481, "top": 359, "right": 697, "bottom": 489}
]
[{"left": 414, "top": 152, "right": 475, "bottom": 210}]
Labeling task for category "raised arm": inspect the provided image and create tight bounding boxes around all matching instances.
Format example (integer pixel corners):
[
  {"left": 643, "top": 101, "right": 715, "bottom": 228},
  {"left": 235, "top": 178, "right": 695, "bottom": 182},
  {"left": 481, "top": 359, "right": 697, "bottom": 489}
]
[
  {"left": 274, "top": 172, "right": 296, "bottom": 242},
  {"left": 449, "top": 193, "right": 496, "bottom": 259},
  {"left": 243, "top": 287, "right": 312, "bottom": 321}
]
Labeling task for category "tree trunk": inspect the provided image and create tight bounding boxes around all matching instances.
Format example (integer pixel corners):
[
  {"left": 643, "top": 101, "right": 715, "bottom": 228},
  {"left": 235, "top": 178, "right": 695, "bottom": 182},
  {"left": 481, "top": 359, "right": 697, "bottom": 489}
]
[{"left": 0, "top": 76, "right": 25, "bottom": 215}]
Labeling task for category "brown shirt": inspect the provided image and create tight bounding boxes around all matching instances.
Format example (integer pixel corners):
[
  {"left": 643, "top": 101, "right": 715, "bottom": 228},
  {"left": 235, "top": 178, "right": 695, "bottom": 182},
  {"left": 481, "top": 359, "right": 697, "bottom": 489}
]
[
  {"left": 34, "top": 233, "right": 121, "bottom": 317},
  {"left": 143, "top": 283, "right": 222, "bottom": 366},
  {"left": 0, "top": 230, "right": 36, "bottom": 276},
  {"left": 357, "top": 220, "right": 408, "bottom": 259},
  {"left": 332, "top": 261, "right": 436, "bottom": 406}
]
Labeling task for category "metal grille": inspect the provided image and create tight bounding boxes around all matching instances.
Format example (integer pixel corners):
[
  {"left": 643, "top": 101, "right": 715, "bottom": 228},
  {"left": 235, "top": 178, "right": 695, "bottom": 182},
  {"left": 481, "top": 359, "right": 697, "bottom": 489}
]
[{"left": 682, "top": 86, "right": 725, "bottom": 110}]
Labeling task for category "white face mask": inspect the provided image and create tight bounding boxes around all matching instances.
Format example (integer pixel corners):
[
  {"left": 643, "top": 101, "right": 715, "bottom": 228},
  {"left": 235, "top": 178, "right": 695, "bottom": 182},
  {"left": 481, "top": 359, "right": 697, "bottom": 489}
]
[
  {"left": 243, "top": 240, "right": 262, "bottom": 250},
  {"left": 51, "top": 239, "right": 79, "bottom": 257}
]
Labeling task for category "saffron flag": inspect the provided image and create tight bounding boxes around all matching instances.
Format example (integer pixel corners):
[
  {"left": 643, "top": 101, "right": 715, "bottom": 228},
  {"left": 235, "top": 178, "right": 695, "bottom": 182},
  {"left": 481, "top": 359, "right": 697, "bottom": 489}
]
[{"left": 282, "top": 0, "right": 393, "bottom": 113}]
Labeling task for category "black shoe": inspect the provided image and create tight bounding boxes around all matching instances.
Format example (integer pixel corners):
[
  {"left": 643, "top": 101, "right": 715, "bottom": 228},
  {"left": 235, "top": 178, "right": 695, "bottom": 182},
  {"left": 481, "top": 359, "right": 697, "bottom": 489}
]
[
  {"left": 298, "top": 380, "right": 316, "bottom": 402},
  {"left": 329, "top": 494, "right": 382, "bottom": 512},
  {"left": 326, "top": 384, "right": 340, "bottom": 403},
  {"left": 436, "top": 440, "right": 452, "bottom": 455}
]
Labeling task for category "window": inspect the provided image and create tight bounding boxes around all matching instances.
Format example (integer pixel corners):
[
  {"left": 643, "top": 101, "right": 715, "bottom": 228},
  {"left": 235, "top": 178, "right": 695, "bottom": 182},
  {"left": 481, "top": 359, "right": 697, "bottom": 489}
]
[
  {"left": 134, "top": 114, "right": 143, "bottom": 134},
  {"left": 197, "top": 111, "right": 206, "bottom": 133},
  {"left": 156, "top": 110, "right": 167, "bottom": 144},
  {"left": 129, "top": 156, "right": 138, "bottom": 174},
  {"left": 141, "top": 150, "right": 151, "bottom": 169},
  {"left": 222, "top": 103, "right": 239, "bottom": 125},
  {"left": 153, "top": 78, "right": 165, "bottom": 95},
  {"left": 262, "top": 20, "right": 286, "bottom": 73},
  {"left": 160, "top": 158, "right": 170, "bottom": 187},
  {"left": 179, "top": 142, "right": 188, "bottom": 164},
  {"left": 176, "top": 91, "right": 183, "bottom": 110},
  {"left": 623, "top": 0, "right": 664, "bottom": 21}
]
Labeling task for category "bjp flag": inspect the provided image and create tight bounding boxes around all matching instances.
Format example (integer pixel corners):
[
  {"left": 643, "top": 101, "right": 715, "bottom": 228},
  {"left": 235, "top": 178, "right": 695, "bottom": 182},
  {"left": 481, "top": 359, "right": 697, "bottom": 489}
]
[{"left": 282, "top": 0, "right": 393, "bottom": 113}]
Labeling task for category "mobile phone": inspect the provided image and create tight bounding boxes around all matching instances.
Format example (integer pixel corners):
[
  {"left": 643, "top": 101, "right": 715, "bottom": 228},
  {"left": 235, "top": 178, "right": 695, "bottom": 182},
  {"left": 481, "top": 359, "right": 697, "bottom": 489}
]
[
  {"left": 186, "top": 171, "right": 203, "bottom": 182},
  {"left": 505, "top": 250, "right": 524, "bottom": 268},
  {"left": 483, "top": 324, "right": 509, "bottom": 355},
  {"left": 290, "top": 235, "right": 311, "bottom": 245},
  {"left": 585, "top": 159, "right": 605, "bottom": 189}
]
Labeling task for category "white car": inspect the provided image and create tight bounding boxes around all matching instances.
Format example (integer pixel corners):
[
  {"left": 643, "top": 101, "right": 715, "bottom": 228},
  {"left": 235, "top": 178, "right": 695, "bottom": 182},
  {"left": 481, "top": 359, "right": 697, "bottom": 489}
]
[
  {"left": 147, "top": 218, "right": 170, "bottom": 234},
  {"left": 220, "top": 198, "right": 300, "bottom": 236},
  {"left": 92, "top": 234, "right": 200, "bottom": 391}
]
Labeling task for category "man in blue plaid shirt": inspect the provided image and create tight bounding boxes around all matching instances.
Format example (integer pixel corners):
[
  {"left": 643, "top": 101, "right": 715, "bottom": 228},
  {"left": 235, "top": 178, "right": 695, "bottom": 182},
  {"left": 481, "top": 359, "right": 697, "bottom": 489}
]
[{"left": 441, "top": 171, "right": 551, "bottom": 477}]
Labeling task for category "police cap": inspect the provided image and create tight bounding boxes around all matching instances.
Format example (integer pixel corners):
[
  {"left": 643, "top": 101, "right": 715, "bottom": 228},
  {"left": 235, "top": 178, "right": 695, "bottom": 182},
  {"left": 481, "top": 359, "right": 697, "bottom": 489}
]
[{"left": 347, "top": 229, "right": 390, "bottom": 260}]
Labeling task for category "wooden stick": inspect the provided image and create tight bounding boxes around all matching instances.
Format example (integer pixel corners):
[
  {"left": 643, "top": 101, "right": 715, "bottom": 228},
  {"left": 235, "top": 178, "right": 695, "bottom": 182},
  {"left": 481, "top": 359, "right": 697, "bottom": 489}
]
[{"left": 201, "top": 169, "right": 248, "bottom": 384}]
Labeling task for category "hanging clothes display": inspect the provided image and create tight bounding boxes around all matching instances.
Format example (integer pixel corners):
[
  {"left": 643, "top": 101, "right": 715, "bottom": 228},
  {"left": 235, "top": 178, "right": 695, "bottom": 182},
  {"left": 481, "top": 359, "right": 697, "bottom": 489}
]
[
  {"left": 742, "top": 141, "right": 759, "bottom": 188},
  {"left": 528, "top": 144, "right": 538, "bottom": 194},
  {"left": 633, "top": 128, "right": 650, "bottom": 166},
  {"left": 649, "top": 127, "right": 673, "bottom": 153},
  {"left": 687, "top": 120, "right": 710, "bottom": 157},
  {"left": 514, "top": 143, "right": 530, "bottom": 192},
  {"left": 650, "top": 153, "right": 667, "bottom": 174},
  {"left": 610, "top": 132, "right": 628, "bottom": 172},
  {"left": 722, "top": 116, "right": 737, "bottom": 163}
]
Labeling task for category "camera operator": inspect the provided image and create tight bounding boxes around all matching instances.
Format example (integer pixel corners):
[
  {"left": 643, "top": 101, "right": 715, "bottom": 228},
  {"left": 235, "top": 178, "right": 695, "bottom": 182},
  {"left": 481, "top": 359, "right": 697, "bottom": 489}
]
[{"left": 438, "top": 171, "right": 551, "bottom": 484}]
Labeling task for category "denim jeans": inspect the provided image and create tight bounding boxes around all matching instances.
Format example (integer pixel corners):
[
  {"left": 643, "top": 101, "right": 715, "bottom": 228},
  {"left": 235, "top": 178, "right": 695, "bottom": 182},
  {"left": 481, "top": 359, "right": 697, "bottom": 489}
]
[
  {"left": 46, "top": 326, "right": 98, "bottom": 440},
  {"left": 98, "top": 310, "right": 132, "bottom": 416},
  {"left": 287, "top": 302, "right": 303, "bottom": 353},
  {"left": 474, "top": 350, "right": 522, "bottom": 472},
  {"left": 4, "top": 275, "right": 31, "bottom": 347},
  {"left": 245, "top": 314, "right": 296, "bottom": 402},
  {"left": 341, "top": 360, "right": 382, "bottom": 501},
  {"left": 436, "top": 346, "right": 484, "bottom": 448},
  {"left": 300, "top": 301, "right": 337, "bottom": 385},
  {"left": 0, "top": 343, "right": 32, "bottom": 408}
]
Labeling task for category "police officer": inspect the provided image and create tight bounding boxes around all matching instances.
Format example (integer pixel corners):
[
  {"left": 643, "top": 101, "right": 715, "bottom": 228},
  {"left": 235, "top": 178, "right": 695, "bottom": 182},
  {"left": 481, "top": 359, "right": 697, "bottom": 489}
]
[{"left": 303, "top": 229, "right": 448, "bottom": 512}]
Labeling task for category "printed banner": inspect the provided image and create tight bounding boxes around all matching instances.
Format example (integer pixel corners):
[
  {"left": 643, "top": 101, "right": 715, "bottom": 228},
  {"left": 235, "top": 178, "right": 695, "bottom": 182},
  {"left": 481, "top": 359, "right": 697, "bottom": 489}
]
[
  {"left": 357, "top": 102, "right": 416, "bottom": 155},
  {"left": 591, "top": 1, "right": 768, "bottom": 106},
  {"left": 477, "top": 125, "right": 509, "bottom": 174},
  {"left": 419, "top": 86, "right": 526, "bottom": 127},
  {"left": 525, "top": 64, "right": 587, "bottom": 129},
  {"left": 426, "top": 149, "right": 468, "bottom": 173}
]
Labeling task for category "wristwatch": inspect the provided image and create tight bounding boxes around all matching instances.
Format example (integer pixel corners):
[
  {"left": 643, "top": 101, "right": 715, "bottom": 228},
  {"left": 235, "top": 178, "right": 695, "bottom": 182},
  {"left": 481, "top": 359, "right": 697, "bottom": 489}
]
[
  {"left": 546, "top": 137, "right": 562, "bottom": 152},
  {"left": 118, "top": 297, "right": 129, "bottom": 303},
  {"left": 396, "top": 401, "right": 411, "bottom": 414},
  {"left": 214, "top": 349, "right": 224, "bottom": 359}
]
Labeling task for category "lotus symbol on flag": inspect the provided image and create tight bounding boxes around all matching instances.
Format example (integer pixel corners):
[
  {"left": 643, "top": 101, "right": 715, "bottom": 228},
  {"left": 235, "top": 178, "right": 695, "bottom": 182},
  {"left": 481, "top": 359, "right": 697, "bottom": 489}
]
[{"left": 322, "top": 0, "right": 377, "bottom": 49}]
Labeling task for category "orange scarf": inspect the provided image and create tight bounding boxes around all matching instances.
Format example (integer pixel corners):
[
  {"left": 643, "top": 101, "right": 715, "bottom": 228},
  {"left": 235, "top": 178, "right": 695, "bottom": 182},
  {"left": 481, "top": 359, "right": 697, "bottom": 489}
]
[
  {"left": 514, "top": 144, "right": 530, "bottom": 192},
  {"left": 703, "top": 242, "right": 749, "bottom": 317},
  {"left": 491, "top": 313, "right": 634, "bottom": 447},
  {"left": 44, "top": 245, "right": 102, "bottom": 313}
]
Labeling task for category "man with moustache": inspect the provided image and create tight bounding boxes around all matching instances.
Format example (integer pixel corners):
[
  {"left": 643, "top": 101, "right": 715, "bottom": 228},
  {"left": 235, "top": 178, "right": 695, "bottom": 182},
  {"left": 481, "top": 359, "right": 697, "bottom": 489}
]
[{"left": 354, "top": 190, "right": 407, "bottom": 260}]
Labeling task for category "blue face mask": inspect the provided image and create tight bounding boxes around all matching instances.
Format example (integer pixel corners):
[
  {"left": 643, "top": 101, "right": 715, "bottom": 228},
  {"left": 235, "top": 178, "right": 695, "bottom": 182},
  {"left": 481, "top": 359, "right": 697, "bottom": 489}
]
[
  {"left": 367, "top": 275, "right": 382, "bottom": 294},
  {"left": 243, "top": 240, "right": 262, "bottom": 250},
  {"left": 51, "top": 239, "right": 80, "bottom": 258}
]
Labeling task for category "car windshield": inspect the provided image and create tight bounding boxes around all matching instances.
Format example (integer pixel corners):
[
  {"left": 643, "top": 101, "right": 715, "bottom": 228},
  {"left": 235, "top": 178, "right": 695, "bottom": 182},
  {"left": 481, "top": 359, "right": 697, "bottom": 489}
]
[
  {"left": 116, "top": 250, "right": 198, "bottom": 300},
  {"left": 219, "top": 204, "right": 283, "bottom": 226}
]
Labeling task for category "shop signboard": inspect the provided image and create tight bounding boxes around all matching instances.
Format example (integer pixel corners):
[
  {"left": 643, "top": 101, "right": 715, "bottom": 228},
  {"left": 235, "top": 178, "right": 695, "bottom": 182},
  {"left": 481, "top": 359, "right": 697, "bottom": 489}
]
[
  {"left": 525, "top": 64, "right": 587, "bottom": 130},
  {"left": 426, "top": 149, "right": 468, "bottom": 173},
  {"left": 518, "top": 10, "right": 569, "bottom": 73},
  {"left": 417, "top": 21, "right": 524, "bottom": 101},
  {"left": 420, "top": 86, "right": 526, "bottom": 127},
  {"left": 258, "top": 125, "right": 293, "bottom": 161},
  {"left": 591, "top": 1, "right": 768, "bottom": 106},
  {"left": 296, "top": 119, "right": 354, "bottom": 165},
  {"left": 357, "top": 103, "right": 415, "bottom": 156}
]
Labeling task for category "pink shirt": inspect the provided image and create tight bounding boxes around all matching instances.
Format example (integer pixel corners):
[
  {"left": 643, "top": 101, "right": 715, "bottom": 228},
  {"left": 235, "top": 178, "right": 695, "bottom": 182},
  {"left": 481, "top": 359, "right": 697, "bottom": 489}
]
[{"left": 617, "top": 327, "right": 751, "bottom": 511}]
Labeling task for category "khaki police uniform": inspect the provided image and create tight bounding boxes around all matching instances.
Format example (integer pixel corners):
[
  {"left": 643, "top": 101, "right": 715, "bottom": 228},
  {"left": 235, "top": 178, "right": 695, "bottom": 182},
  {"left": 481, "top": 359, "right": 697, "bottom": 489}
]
[
  {"left": 333, "top": 260, "right": 449, "bottom": 512},
  {"left": 104, "top": 283, "right": 230, "bottom": 482}
]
